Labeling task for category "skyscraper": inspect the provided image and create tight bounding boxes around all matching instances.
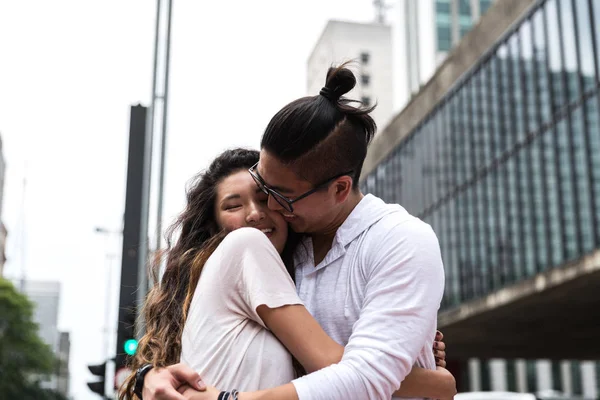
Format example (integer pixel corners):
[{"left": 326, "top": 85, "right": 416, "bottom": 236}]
[
  {"left": 19, "top": 280, "right": 70, "bottom": 397},
  {"left": 392, "top": 0, "right": 495, "bottom": 111}
]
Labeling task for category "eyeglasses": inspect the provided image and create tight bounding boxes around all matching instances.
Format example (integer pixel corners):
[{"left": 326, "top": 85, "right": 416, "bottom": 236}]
[{"left": 248, "top": 162, "right": 354, "bottom": 213}]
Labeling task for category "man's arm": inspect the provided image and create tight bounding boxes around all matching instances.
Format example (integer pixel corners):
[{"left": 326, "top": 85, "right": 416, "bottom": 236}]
[{"left": 291, "top": 219, "right": 445, "bottom": 400}]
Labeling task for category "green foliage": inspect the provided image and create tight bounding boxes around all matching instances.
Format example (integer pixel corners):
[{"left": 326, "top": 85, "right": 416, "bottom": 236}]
[{"left": 0, "top": 278, "right": 65, "bottom": 397}]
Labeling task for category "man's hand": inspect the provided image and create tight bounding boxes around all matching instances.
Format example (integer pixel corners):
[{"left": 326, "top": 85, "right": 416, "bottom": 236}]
[
  {"left": 142, "top": 363, "right": 206, "bottom": 400},
  {"left": 434, "top": 330, "right": 447, "bottom": 368}
]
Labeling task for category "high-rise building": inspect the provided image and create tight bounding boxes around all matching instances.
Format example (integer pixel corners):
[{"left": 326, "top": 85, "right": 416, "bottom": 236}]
[
  {"left": 56, "top": 332, "right": 71, "bottom": 396},
  {"left": 391, "top": 0, "right": 495, "bottom": 111},
  {"left": 361, "top": 0, "right": 600, "bottom": 397},
  {"left": 22, "top": 280, "right": 61, "bottom": 352},
  {"left": 19, "top": 280, "right": 70, "bottom": 396},
  {"left": 307, "top": 20, "right": 394, "bottom": 129}
]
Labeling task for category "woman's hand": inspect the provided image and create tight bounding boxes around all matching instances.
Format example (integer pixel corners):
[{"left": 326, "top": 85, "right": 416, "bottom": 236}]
[
  {"left": 179, "top": 384, "right": 221, "bottom": 400},
  {"left": 434, "top": 330, "right": 447, "bottom": 368},
  {"left": 143, "top": 363, "right": 206, "bottom": 400}
]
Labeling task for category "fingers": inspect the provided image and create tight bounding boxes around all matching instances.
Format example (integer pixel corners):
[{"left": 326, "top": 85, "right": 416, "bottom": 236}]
[
  {"left": 178, "top": 384, "right": 192, "bottom": 394},
  {"left": 168, "top": 364, "right": 206, "bottom": 391},
  {"left": 434, "top": 349, "right": 446, "bottom": 359},
  {"left": 435, "top": 358, "right": 447, "bottom": 368},
  {"left": 434, "top": 341, "right": 446, "bottom": 351},
  {"left": 435, "top": 330, "right": 444, "bottom": 341}
]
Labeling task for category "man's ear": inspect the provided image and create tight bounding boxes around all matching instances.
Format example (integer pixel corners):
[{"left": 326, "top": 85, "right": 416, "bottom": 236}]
[{"left": 333, "top": 176, "right": 353, "bottom": 204}]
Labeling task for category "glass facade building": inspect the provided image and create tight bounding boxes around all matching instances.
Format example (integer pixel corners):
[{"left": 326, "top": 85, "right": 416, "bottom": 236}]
[
  {"left": 436, "top": 0, "right": 494, "bottom": 52},
  {"left": 363, "top": 0, "right": 600, "bottom": 394},
  {"left": 364, "top": 0, "right": 600, "bottom": 311}
]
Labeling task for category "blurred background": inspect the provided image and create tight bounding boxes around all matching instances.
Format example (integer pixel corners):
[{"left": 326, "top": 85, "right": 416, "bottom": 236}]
[{"left": 0, "top": 0, "right": 599, "bottom": 399}]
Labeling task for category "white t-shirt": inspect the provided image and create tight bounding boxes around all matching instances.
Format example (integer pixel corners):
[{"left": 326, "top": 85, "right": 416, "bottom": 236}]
[{"left": 180, "top": 227, "right": 303, "bottom": 391}]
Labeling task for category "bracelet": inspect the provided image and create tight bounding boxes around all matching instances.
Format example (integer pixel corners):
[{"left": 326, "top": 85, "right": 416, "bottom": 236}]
[
  {"left": 218, "top": 389, "right": 239, "bottom": 400},
  {"left": 133, "top": 364, "right": 154, "bottom": 399}
]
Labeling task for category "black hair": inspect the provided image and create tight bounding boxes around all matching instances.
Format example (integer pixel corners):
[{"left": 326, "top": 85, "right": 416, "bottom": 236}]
[{"left": 260, "top": 62, "right": 377, "bottom": 186}]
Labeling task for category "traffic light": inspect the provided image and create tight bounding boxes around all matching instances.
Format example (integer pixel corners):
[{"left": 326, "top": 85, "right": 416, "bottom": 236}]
[
  {"left": 115, "top": 105, "right": 148, "bottom": 370},
  {"left": 124, "top": 338, "right": 138, "bottom": 356},
  {"left": 87, "top": 362, "right": 106, "bottom": 396},
  {"left": 116, "top": 307, "right": 137, "bottom": 368}
]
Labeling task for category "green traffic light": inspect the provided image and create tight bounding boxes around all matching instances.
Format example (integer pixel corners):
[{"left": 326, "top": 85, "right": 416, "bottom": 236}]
[{"left": 124, "top": 339, "right": 138, "bottom": 356}]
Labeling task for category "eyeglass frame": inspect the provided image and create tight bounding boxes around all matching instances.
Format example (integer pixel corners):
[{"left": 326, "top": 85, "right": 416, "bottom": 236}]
[{"left": 248, "top": 162, "right": 354, "bottom": 213}]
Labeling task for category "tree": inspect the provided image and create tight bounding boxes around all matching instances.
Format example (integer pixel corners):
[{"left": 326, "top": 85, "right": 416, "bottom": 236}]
[{"left": 0, "top": 278, "right": 67, "bottom": 399}]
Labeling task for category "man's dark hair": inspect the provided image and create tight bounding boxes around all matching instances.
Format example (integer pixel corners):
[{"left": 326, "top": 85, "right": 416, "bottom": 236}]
[{"left": 260, "top": 62, "right": 377, "bottom": 187}]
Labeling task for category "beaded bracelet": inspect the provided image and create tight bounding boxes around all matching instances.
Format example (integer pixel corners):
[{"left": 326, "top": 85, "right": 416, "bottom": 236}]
[{"left": 218, "top": 390, "right": 239, "bottom": 400}]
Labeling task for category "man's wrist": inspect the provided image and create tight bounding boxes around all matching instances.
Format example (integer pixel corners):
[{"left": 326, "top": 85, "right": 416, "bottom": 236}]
[{"left": 134, "top": 363, "right": 155, "bottom": 399}]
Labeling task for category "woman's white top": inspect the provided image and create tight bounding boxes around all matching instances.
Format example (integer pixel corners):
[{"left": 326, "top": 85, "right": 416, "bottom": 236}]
[{"left": 181, "top": 227, "right": 302, "bottom": 391}]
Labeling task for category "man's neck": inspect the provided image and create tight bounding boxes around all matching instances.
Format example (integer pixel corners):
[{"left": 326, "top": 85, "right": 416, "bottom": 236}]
[{"left": 311, "top": 191, "right": 364, "bottom": 265}]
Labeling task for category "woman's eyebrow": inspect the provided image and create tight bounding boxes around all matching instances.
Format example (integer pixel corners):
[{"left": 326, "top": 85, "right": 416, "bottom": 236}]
[{"left": 222, "top": 194, "right": 241, "bottom": 201}]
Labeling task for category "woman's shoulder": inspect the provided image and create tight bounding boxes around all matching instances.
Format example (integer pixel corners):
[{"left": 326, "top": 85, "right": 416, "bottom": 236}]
[{"left": 218, "top": 227, "right": 274, "bottom": 256}]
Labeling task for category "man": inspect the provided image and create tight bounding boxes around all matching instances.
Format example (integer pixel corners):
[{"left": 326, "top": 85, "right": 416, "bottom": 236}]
[{"left": 139, "top": 64, "right": 448, "bottom": 400}]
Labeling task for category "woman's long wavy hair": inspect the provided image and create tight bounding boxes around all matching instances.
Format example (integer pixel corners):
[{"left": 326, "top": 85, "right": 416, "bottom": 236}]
[{"left": 119, "top": 148, "right": 301, "bottom": 399}]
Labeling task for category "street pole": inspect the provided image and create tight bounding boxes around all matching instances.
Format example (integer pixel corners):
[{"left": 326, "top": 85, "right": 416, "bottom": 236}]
[
  {"left": 94, "top": 227, "right": 121, "bottom": 399},
  {"left": 155, "top": 0, "right": 173, "bottom": 254}
]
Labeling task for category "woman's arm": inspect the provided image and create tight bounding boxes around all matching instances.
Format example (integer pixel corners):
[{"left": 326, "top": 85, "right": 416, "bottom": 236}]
[
  {"left": 258, "top": 304, "right": 455, "bottom": 399},
  {"left": 179, "top": 305, "right": 454, "bottom": 400},
  {"left": 257, "top": 304, "right": 343, "bottom": 373}
]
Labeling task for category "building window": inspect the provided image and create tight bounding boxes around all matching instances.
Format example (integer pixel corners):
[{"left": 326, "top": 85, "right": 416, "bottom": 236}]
[
  {"left": 526, "top": 360, "right": 537, "bottom": 393},
  {"left": 480, "top": 0, "right": 493, "bottom": 16},
  {"left": 361, "top": 74, "right": 371, "bottom": 86},
  {"left": 361, "top": 96, "right": 371, "bottom": 106},
  {"left": 551, "top": 361, "right": 563, "bottom": 392},
  {"left": 436, "top": 0, "right": 452, "bottom": 52},
  {"left": 571, "top": 361, "right": 582, "bottom": 395},
  {"left": 360, "top": 52, "right": 370, "bottom": 64},
  {"left": 596, "top": 361, "right": 600, "bottom": 396},
  {"left": 506, "top": 360, "right": 517, "bottom": 392},
  {"left": 437, "top": 26, "right": 452, "bottom": 52},
  {"left": 480, "top": 359, "right": 491, "bottom": 391}
]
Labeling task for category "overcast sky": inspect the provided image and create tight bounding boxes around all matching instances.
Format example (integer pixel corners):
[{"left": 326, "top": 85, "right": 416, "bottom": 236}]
[{"left": 0, "top": 1, "right": 379, "bottom": 398}]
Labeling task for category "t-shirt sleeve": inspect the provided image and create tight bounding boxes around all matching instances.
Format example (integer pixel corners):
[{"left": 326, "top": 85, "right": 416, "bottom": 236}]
[{"left": 218, "top": 227, "right": 303, "bottom": 329}]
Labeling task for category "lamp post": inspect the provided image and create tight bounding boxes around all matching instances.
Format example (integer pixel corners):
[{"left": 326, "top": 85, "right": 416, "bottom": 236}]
[{"left": 94, "top": 226, "right": 122, "bottom": 398}]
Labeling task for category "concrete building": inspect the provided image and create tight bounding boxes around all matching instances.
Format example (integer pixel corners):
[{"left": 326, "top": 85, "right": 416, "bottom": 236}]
[
  {"left": 391, "top": 0, "right": 495, "bottom": 111},
  {"left": 307, "top": 20, "right": 393, "bottom": 129},
  {"left": 22, "top": 280, "right": 61, "bottom": 352},
  {"left": 56, "top": 332, "right": 71, "bottom": 396},
  {"left": 20, "top": 280, "right": 70, "bottom": 397},
  {"left": 360, "top": 0, "right": 600, "bottom": 397}
]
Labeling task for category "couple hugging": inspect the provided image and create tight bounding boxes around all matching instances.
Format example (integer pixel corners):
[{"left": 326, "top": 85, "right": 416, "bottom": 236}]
[{"left": 120, "top": 64, "right": 456, "bottom": 400}]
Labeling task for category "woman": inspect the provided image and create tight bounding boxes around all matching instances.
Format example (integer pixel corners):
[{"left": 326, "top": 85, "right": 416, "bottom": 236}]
[{"left": 120, "top": 148, "right": 455, "bottom": 400}]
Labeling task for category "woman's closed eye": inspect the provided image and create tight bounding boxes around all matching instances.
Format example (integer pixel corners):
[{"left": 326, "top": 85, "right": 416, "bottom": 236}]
[{"left": 224, "top": 204, "right": 242, "bottom": 211}]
